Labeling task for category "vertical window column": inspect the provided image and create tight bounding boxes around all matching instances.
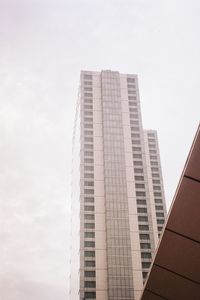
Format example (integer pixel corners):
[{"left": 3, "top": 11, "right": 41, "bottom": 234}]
[
  {"left": 102, "top": 71, "right": 134, "bottom": 300},
  {"left": 82, "top": 74, "right": 96, "bottom": 300},
  {"left": 147, "top": 132, "right": 166, "bottom": 238},
  {"left": 127, "top": 77, "right": 152, "bottom": 282}
]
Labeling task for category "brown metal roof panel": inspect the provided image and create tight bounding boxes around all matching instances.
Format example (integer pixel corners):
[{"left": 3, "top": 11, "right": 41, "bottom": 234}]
[
  {"left": 141, "top": 290, "right": 165, "bottom": 300},
  {"left": 166, "top": 177, "right": 200, "bottom": 242},
  {"left": 154, "top": 229, "right": 200, "bottom": 283},
  {"left": 145, "top": 265, "right": 200, "bottom": 300},
  {"left": 140, "top": 125, "right": 200, "bottom": 300},
  {"left": 184, "top": 125, "right": 200, "bottom": 181}
]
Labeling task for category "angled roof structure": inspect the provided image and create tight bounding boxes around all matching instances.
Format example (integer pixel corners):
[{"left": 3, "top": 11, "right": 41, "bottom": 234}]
[{"left": 140, "top": 124, "right": 200, "bottom": 300}]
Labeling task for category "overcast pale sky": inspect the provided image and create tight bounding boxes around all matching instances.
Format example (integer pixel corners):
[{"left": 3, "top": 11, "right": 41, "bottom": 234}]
[{"left": 0, "top": 0, "right": 199, "bottom": 299}]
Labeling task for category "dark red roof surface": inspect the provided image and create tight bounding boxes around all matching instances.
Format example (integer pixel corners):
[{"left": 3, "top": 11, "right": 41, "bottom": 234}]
[{"left": 140, "top": 124, "right": 200, "bottom": 300}]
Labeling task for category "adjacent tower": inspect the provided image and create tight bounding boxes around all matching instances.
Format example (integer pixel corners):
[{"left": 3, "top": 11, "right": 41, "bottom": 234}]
[{"left": 70, "top": 70, "right": 167, "bottom": 300}]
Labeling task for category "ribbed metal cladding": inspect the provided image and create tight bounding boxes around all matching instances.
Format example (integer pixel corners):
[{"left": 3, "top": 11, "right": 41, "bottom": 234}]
[{"left": 101, "top": 70, "right": 134, "bottom": 300}]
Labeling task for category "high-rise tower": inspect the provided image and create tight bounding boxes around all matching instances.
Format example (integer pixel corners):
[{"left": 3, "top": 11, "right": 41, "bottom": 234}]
[{"left": 70, "top": 70, "right": 167, "bottom": 300}]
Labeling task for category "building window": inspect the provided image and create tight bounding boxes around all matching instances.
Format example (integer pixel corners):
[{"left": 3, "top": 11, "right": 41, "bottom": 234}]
[
  {"left": 132, "top": 147, "right": 141, "bottom": 151},
  {"left": 128, "top": 96, "right": 137, "bottom": 100},
  {"left": 130, "top": 108, "right": 138, "bottom": 113},
  {"left": 131, "top": 133, "right": 140, "bottom": 138},
  {"left": 84, "top": 214, "right": 95, "bottom": 220},
  {"left": 150, "top": 149, "right": 157, "bottom": 154},
  {"left": 84, "top": 281, "right": 96, "bottom": 288},
  {"left": 85, "top": 260, "right": 95, "bottom": 267},
  {"left": 136, "top": 191, "right": 146, "bottom": 197},
  {"left": 148, "top": 138, "right": 155, "bottom": 143},
  {"left": 148, "top": 133, "right": 155, "bottom": 137},
  {"left": 84, "top": 251, "right": 95, "bottom": 257},
  {"left": 84, "top": 81, "right": 92, "bottom": 86},
  {"left": 155, "top": 198, "right": 162, "bottom": 203},
  {"left": 141, "top": 252, "right": 152, "bottom": 259},
  {"left": 158, "top": 226, "right": 163, "bottom": 231},
  {"left": 135, "top": 183, "right": 145, "bottom": 189},
  {"left": 84, "top": 144, "right": 93, "bottom": 149},
  {"left": 84, "top": 206, "right": 94, "bottom": 211},
  {"left": 134, "top": 169, "right": 143, "bottom": 174},
  {"left": 135, "top": 176, "right": 144, "bottom": 181},
  {"left": 142, "top": 271, "right": 148, "bottom": 279},
  {"left": 84, "top": 223, "right": 95, "bottom": 229},
  {"left": 151, "top": 162, "right": 158, "bottom": 167},
  {"left": 84, "top": 197, "right": 94, "bottom": 203},
  {"left": 134, "top": 161, "right": 143, "bottom": 166},
  {"left": 84, "top": 271, "right": 96, "bottom": 277},
  {"left": 84, "top": 173, "right": 94, "bottom": 178},
  {"left": 84, "top": 105, "right": 93, "bottom": 110},
  {"left": 154, "top": 192, "right": 162, "bottom": 197},
  {"left": 139, "top": 225, "right": 149, "bottom": 231},
  {"left": 128, "top": 90, "right": 136, "bottom": 94},
  {"left": 84, "top": 241, "right": 95, "bottom": 247},
  {"left": 130, "top": 113, "right": 138, "bottom": 119},
  {"left": 150, "top": 156, "right": 157, "bottom": 160},
  {"left": 84, "top": 111, "right": 93, "bottom": 116},
  {"left": 84, "top": 166, "right": 94, "bottom": 171},
  {"left": 151, "top": 167, "right": 159, "bottom": 172},
  {"left": 84, "top": 189, "right": 94, "bottom": 194},
  {"left": 130, "top": 121, "right": 139, "bottom": 126},
  {"left": 133, "top": 154, "right": 142, "bottom": 159},
  {"left": 84, "top": 74, "right": 92, "bottom": 80},
  {"left": 156, "top": 205, "right": 163, "bottom": 210},
  {"left": 84, "top": 131, "right": 93, "bottom": 136},
  {"left": 142, "top": 262, "right": 151, "bottom": 268},
  {"left": 128, "top": 84, "right": 136, "bottom": 89},
  {"left": 140, "top": 234, "right": 150, "bottom": 240},
  {"left": 84, "top": 292, "right": 96, "bottom": 299},
  {"left": 138, "top": 216, "right": 148, "bottom": 222},
  {"left": 157, "top": 219, "right": 164, "bottom": 224},
  {"left": 152, "top": 173, "right": 159, "bottom": 178},
  {"left": 156, "top": 212, "right": 164, "bottom": 217},
  {"left": 132, "top": 140, "right": 140, "bottom": 145},
  {"left": 140, "top": 243, "right": 151, "bottom": 249},
  {"left": 84, "top": 87, "right": 92, "bottom": 91},
  {"left": 131, "top": 126, "right": 139, "bottom": 131},
  {"left": 84, "top": 181, "right": 94, "bottom": 186},
  {"left": 127, "top": 77, "right": 135, "bottom": 83},
  {"left": 84, "top": 117, "right": 93, "bottom": 122},
  {"left": 137, "top": 199, "right": 146, "bottom": 205},
  {"left": 129, "top": 102, "right": 137, "bottom": 107},
  {"left": 84, "top": 124, "right": 93, "bottom": 129},
  {"left": 84, "top": 98, "right": 93, "bottom": 104},
  {"left": 153, "top": 186, "right": 161, "bottom": 190},
  {"left": 152, "top": 179, "right": 160, "bottom": 184},
  {"left": 84, "top": 93, "right": 93, "bottom": 97},
  {"left": 84, "top": 136, "right": 93, "bottom": 142},
  {"left": 149, "top": 144, "right": 156, "bottom": 149},
  {"left": 85, "top": 232, "right": 95, "bottom": 238}
]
